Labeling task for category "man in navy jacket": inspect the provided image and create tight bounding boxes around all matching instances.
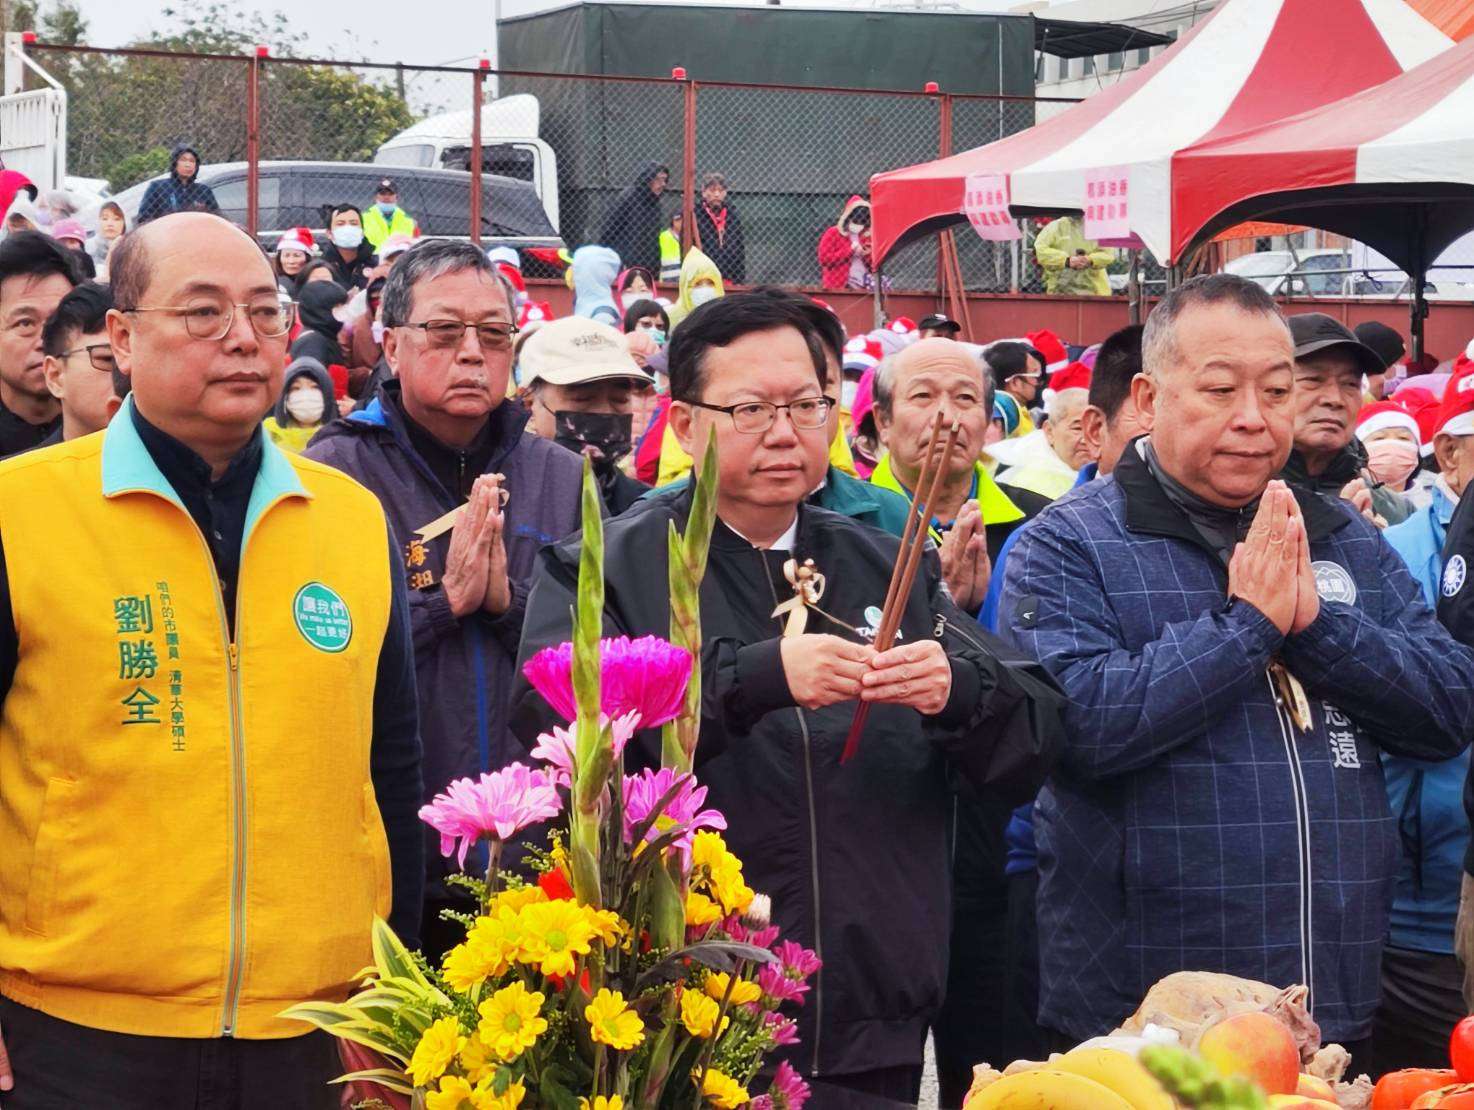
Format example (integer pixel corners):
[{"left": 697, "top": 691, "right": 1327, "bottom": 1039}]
[{"left": 1004, "top": 274, "right": 1474, "bottom": 1054}]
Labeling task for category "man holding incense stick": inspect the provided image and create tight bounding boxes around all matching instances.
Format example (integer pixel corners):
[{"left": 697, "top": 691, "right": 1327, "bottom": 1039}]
[
  {"left": 513, "top": 292, "right": 1063, "bottom": 1107},
  {"left": 1003, "top": 274, "right": 1474, "bottom": 1059}
]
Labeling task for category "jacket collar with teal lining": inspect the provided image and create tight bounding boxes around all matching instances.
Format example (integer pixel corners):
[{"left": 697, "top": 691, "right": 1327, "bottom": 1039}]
[{"left": 101, "top": 396, "right": 312, "bottom": 545}]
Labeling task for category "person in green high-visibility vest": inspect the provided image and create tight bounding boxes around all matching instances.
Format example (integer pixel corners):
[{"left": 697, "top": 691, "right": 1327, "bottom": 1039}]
[{"left": 361, "top": 178, "right": 419, "bottom": 252}]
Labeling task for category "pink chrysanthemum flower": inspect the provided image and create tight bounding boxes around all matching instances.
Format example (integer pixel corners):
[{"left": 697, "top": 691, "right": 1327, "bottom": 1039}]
[
  {"left": 418, "top": 763, "right": 562, "bottom": 868},
  {"left": 622, "top": 767, "right": 726, "bottom": 863},
  {"left": 759, "top": 963, "right": 809, "bottom": 1006},
  {"left": 762, "top": 1011, "right": 800, "bottom": 1047},
  {"left": 529, "top": 711, "right": 640, "bottom": 787},
  {"left": 750, "top": 1062, "right": 810, "bottom": 1110},
  {"left": 775, "top": 940, "right": 822, "bottom": 981},
  {"left": 722, "top": 915, "right": 781, "bottom": 949},
  {"left": 522, "top": 636, "right": 692, "bottom": 727}
]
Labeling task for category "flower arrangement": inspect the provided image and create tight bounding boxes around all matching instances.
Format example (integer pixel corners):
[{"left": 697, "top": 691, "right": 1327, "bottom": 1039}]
[{"left": 285, "top": 448, "right": 818, "bottom": 1110}]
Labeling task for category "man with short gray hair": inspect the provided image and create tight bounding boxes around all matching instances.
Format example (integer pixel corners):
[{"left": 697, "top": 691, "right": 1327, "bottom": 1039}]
[
  {"left": 1002, "top": 272, "right": 1474, "bottom": 1054},
  {"left": 305, "top": 239, "right": 584, "bottom": 959}
]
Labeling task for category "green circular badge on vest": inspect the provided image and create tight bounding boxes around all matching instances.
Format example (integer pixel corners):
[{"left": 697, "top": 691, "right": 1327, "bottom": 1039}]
[{"left": 293, "top": 582, "right": 352, "bottom": 653}]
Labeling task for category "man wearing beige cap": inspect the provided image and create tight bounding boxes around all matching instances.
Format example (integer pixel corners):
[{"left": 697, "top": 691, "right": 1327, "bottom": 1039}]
[{"left": 520, "top": 315, "right": 655, "bottom": 514}]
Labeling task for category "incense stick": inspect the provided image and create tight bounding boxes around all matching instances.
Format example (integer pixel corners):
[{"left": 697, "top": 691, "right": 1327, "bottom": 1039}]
[
  {"left": 840, "top": 417, "right": 962, "bottom": 764},
  {"left": 875, "top": 413, "right": 944, "bottom": 624}
]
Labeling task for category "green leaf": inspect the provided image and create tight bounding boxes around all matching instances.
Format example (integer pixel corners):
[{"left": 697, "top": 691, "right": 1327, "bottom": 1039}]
[
  {"left": 329, "top": 1069, "right": 415, "bottom": 1095},
  {"left": 647, "top": 852, "right": 685, "bottom": 954},
  {"left": 371, "top": 918, "right": 432, "bottom": 990},
  {"left": 635, "top": 940, "right": 780, "bottom": 993}
]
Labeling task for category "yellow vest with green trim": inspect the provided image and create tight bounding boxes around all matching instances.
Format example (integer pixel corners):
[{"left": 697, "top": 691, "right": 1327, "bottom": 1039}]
[
  {"left": 869, "top": 451, "right": 1024, "bottom": 540},
  {"left": 362, "top": 205, "right": 418, "bottom": 251},
  {"left": 0, "top": 405, "right": 393, "bottom": 1039}
]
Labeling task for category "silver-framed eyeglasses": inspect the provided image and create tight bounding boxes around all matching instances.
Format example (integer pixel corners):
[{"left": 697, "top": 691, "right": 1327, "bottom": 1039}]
[{"left": 124, "top": 294, "right": 296, "bottom": 341}]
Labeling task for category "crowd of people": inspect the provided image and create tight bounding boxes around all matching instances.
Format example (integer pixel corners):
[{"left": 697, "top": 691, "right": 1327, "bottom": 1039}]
[{"left": 1, "top": 151, "right": 1473, "bottom": 1110}]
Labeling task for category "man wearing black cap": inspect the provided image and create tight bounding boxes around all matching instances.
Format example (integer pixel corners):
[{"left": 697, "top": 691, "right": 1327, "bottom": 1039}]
[
  {"left": 920, "top": 313, "right": 963, "bottom": 340},
  {"left": 1280, "top": 312, "right": 1412, "bottom": 526},
  {"left": 1355, "top": 320, "right": 1406, "bottom": 401},
  {"left": 362, "top": 178, "right": 419, "bottom": 253}
]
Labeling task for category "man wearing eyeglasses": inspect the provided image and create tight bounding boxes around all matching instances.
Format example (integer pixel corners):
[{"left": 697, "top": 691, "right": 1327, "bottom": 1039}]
[
  {"left": 305, "top": 237, "right": 585, "bottom": 962},
  {"left": 0, "top": 232, "right": 77, "bottom": 457},
  {"left": 0, "top": 211, "right": 424, "bottom": 1107},
  {"left": 37, "top": 281, "right": 127, "bottom": 446},
  {"left": 513, "top": 291, "right": 1063, "bottom": 1108}
]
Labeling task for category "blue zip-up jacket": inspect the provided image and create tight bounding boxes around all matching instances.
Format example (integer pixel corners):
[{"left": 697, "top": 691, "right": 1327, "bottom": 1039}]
[
  {"left": 304, "top": 385, "right": 584, "bottom": 892},
  {"left": 1381, "top": 482, "right": 1469, "bottom": 954},
  {"left": 1001, "top": 446, "right": 1474, "bottom": 1041}
]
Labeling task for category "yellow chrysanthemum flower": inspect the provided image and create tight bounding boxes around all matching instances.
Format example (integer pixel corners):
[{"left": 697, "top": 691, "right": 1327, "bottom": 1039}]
[
  {"left": 491, "top": 884, "right": 548, "bottom": 915},
  {"left": 685, "top": 891, "right": 723, "bottom": 927},
  {"left": 443, "top": 911, "right": 523, "bottom": 992},
  {"left": 690, "top": 832, "right": 755, "bottom": 915},
  {"left": 476, "top": 982, "right": 549, "bottom": 1061},
  {"left": 585, "top": 987, "right": 645, "bottom": 1050},
  {"left": 695, "top": 1067, "right": 750, "bottom": 1109},
  {"left": 409, "top": 1016, "right": 465, "bottom": 1088},
  {"left": 703, "top": 972, "right": 762, "bottom": 1007},
  {"left": 426, "top": 1075, "right": 478, "bottom": 1110},
  {"left": 578, "top": 1097, "right": 624, "bottom": 1110},
  {"left": 477, "top": 1078, "right": 527, "bottom": 1109},
  {"left": 517, "top": 899, "right": 598, "bottom": 978},
  {"left": 586, "top": 907, "right": 624, "bottom": 947},
  {"left": 680, "top": 988, "right": 723, "bottom": 1038},
  {"left": 690, "top": 830, "right": 730, "bottom": 872},
  {"left": 459, "top": 1034, "right": 497, "bottom": 1084}
]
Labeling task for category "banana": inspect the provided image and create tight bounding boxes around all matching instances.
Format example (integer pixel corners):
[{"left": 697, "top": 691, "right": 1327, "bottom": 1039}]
[
  {"left": 1053, "top": 1047, "right": 1176, "bottom": 1110},
  {"left": 964, "top": 1067, "right": 1136, "bottom": 1110}
]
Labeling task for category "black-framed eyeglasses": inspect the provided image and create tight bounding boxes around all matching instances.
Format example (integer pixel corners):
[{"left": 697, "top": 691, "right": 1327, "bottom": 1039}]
[
  {"left": 60, "top": 343, "right": 117, "bottom": 372},
  {"left": 124, "top": 294, "right": 296, "bottom": 341},
  {"left": 401, "top": 319, "right": 519, "bottom": 352},
  {"left": 687, "top": 396, "right": 834, "bottom": 435}
]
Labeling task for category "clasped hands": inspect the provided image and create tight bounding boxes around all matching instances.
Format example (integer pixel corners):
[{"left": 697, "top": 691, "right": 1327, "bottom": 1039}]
[
  {"left": 442, "top": 474, "right": 512, "bottom": 618},
  {"left": 1228, "top": 480, "right": 1319, "bottom": 637},
  {"left": 779, "top": 635, "right": 952, "bottom": 715}
]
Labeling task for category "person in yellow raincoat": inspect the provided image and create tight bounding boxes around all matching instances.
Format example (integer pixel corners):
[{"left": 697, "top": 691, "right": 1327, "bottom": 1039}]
[
  {"left": 1033, "top": 215, "right": 1114, "bottom": 296},
  {"left": 666, "top": 247, "right": 725, "bottom": 331}
]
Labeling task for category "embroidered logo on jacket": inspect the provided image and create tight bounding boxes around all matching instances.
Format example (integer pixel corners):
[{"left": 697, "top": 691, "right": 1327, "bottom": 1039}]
[{"left": 293, "top": 582, "right": 353, "bottom": 653}]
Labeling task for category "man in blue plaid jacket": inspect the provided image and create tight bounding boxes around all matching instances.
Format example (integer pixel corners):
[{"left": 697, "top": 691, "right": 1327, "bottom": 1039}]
[{"left": 1002, "top": 274, "right": 1474, "bottom": 1053}]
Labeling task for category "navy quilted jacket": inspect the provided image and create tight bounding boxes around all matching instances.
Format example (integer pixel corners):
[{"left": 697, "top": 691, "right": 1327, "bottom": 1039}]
[{"left": 1001, "top": 446, "right": 1474, "bottom": 1042}]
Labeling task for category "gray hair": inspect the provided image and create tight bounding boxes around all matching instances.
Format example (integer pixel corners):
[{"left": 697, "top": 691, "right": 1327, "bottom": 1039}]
[
  {"left": 1142, "top": 273, "right": 1287, "bottom": 378},
  {"left": 380, "top": 238, "right": 516, "bottom": 328},
  {"left": 872, "top": 347, "right": 995, "bottom": 420},
  {"left": 1045, "top": 386, "right": 1089, "bottom": 424}
]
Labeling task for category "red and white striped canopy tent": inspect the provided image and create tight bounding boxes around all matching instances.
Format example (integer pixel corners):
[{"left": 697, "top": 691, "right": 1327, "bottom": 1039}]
[
  {"left": 869, "top": 0, "right": 1452, "bottom": 266},
  {"left": 1171, "top": 34, "right": 1474, "bottom": 272}
]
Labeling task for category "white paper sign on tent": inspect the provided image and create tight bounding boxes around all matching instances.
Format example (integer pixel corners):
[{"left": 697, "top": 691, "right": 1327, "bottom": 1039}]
[
  {"left": 1084, "top": 166, "right": 1132, "bottom": 242},
  {"left": 963, "top": 174, "right": 1021, "bottom": 242}
]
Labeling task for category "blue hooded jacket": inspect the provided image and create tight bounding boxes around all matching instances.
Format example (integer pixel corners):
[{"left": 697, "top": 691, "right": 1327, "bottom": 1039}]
[
  {"left": 570, "top": 245, "right": 622, "bottom": 327},
  {"left": 1001, "top": 445, "right": 1474, "bottom": 1041}
]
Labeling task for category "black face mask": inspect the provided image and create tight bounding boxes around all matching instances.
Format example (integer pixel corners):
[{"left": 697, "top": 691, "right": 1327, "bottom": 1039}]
[{"left": 552, "top": 410, "right": 633, "bottom": 467}]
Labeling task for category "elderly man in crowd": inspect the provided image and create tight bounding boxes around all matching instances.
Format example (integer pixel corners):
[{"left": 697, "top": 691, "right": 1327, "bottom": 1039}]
[
  {"left": 514, "top": 291, "right": 1063, "bottom": 1108},
  {"left": 0, "top": 211, "right": 422, "bottom": 1106},
  {"left": 1280, "top": 312, "right": 1412, "bottom": 526},
  {"left": 305, "top": 239, "right": 583, "bottom": 960},
  {"left": 519, "top": 315, "right": 654, "bottom": 515},
  {"left": 993, "top": 364, "right": 1094, "bottom": 519},
  {"left": 869, "top": 339, "right": 1025, "bottom": 614},
  {"left": 1003, "top": 274, "right": 1474, "bottom": 1061}
]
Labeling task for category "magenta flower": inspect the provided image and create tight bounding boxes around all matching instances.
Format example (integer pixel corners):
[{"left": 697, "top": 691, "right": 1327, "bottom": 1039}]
[
  {"left": 529, "top": 711, "right": 640, "bottom": 787},
  {"left": 723, "top": 915, "right": 780, "bottom": 949},
  {"left": 522, "top": 636, "right": 693, "bottom": 728},
  {"left": 759, "top": 963, "right": 809, "bottom": 1006},
  {"left": 622, "top": 767, "right": 726, "bottom": 862},
  {"left": 418, "top": 763, "right": 562, "bottom": 868},
  {"left": 762, "top": 1011, "right": 799, "bottom": 1047},
  {"left": 776, "top": 940, "right": 822, "bottom": 981},
  {"left": 753, "top": 1062, "right": 811, "bottom": 1110}
]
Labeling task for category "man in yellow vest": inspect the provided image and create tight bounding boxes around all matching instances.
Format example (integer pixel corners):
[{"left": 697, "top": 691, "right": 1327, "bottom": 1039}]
[
  {"left": 362, "top": 177, "right": 419, "bottom": 252},
  {"left": 0, "top": 211, "right": 423, "bottom": 1107},
  {"left": 869, "top": 338, "right": 1026, "bottom": 615}
]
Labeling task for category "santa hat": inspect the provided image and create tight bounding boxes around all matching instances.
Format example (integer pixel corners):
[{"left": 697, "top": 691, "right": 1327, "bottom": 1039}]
[
  {"left": 887, "top": 316, "right": 918, "bottom": 336},
  {"left": 1355, "top": 399, "right": 1421, "bottom": 444},
  {"left": 497, "top": 263, "right": 527, "bottom": 296},
  {"left": 486, "top": 245, "right": 522, "bottom": 271},
  {"left": 1435, "top": 364, "right": 1474, "bottom": 440},
  {"left": 378, "top": 234, "right": 415, "bottom": 262},
  {"left": 851, "top": 366, "right": 877, "bottom": 433},
  {"left": 1393, "top": 386, "right": 1442, "bottom": 456},
  {"left": 1026, "top": 328, "right": 1069, "bottom": 373},
  {"left": 1048, "top": 361, "right": 1092, "bottom": 394},
  {"left": 277, "top": 227, "right": 317, "bottom": 256},
  {"left": 842, "top": 336, "right": 884, "bottom": 374},
  {"left": 517, "top": 300, "right": 553, "bottom": 329}
]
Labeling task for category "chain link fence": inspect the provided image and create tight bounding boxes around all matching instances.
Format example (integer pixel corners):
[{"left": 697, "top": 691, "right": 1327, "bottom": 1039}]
[{"left": 16, "top": 40, "right": 1081, "bottom": 293}]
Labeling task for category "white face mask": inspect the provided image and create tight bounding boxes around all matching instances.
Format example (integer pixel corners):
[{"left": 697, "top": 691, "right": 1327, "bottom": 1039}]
[
  {"left": 285, "top": 389, "right": 326, "bottom": 425},
  {"left": 689, "top": 286, "right": 718, "bottom": 307},
  {"left": 331, "top": 225, "right": 364, "bottom": 251},
  {"left": 841, "top": 379, "right": 859, "bottom": 411},
  {"left": 371, "top": 321, "right": 385, "bottom": 345},
  {"left": 623, "top": 291, "right": 650, "bottom": 309}
]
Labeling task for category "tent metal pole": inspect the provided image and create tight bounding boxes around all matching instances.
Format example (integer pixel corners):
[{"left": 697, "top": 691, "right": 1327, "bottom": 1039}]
[
  {"left": 1411, "top": 208, "right": 1429, "bottom": 363},
  {"left": 1127, "top": 249, "right": 1142, "bottom": 325},
  {"left": 873, "top": 265, "right": 885, "bottom": 330}
]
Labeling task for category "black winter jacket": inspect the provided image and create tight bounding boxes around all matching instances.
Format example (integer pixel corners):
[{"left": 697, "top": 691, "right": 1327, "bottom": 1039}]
[{"left": 511, "top": 490, "right": 1064, "bottom": 1081}]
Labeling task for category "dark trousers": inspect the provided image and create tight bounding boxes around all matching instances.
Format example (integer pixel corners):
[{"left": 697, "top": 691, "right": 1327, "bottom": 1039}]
[
  {"left": 807, "top": 1064, "right": 925, "bottom": 1109},
  {"left": 0, "top": 997, "right": 340, "bottom": 1110},
  {"left": 1371, "top": 945, "right": 1467, "bottom": 1078}
]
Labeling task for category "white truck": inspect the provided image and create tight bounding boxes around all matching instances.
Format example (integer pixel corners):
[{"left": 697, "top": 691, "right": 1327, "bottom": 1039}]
[{"left": 374, "top": 94, "right": 561, "bottom": 232}]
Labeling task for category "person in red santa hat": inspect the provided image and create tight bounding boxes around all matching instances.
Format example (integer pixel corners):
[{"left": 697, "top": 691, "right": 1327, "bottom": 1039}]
[
  {"left": 1355, "top": 399, "right": 1425, "bottom": 510},
  {"left": 273, "top": 226, "right": 318, "bottom": 295}
]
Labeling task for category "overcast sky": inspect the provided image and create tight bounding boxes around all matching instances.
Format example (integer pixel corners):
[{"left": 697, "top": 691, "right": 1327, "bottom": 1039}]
[{"left": 70, "top": 0, "right": 1030, "bottom": 72}]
